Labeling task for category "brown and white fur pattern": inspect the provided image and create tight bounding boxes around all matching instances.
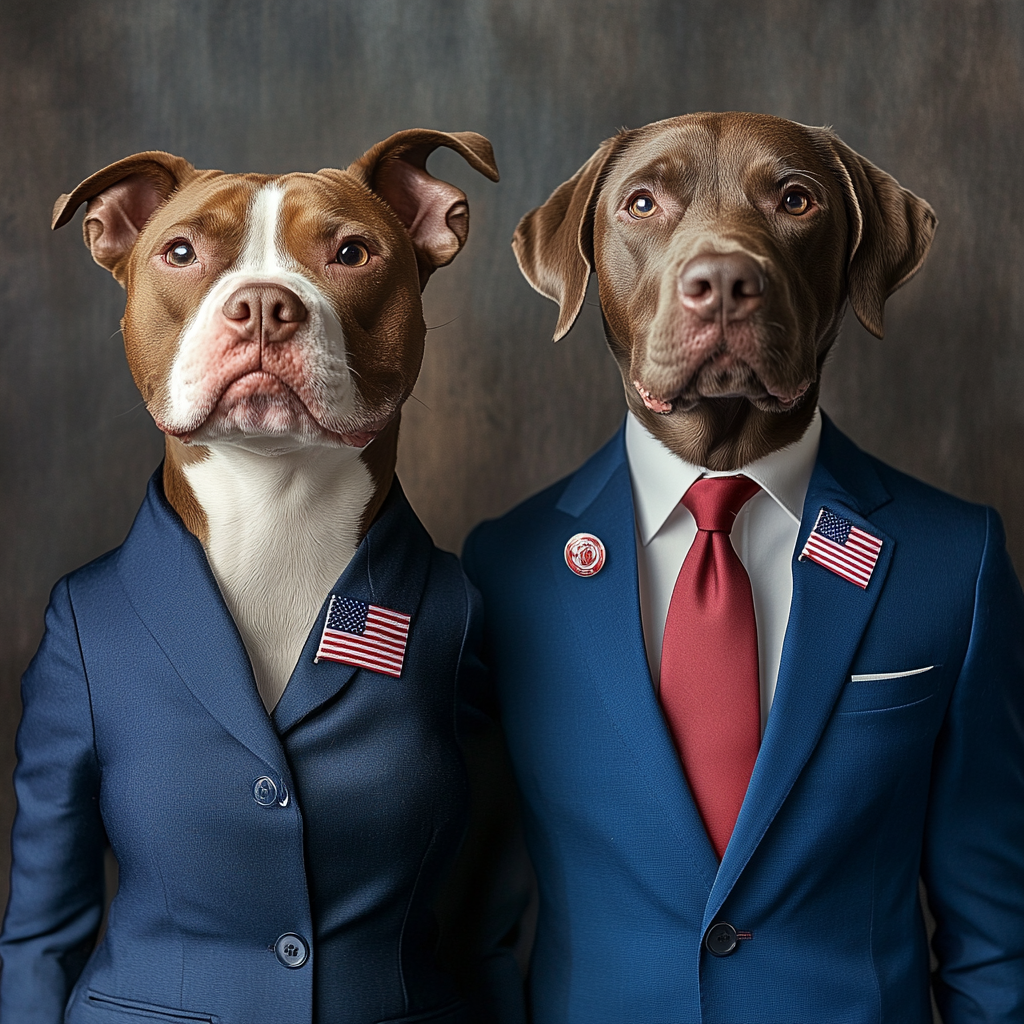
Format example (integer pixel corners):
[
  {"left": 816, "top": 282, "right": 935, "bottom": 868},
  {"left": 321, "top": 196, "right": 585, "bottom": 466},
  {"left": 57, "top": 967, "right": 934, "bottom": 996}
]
[{"left": 53, "top": 132, "right": 499, "bottom": 709}]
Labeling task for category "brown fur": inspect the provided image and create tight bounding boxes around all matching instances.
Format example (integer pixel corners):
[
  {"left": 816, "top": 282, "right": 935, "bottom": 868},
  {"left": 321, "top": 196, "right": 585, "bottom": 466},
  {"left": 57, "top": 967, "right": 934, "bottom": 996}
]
[
  {"left": 513, "top": 113, "right": 936, "bottom": 469},
  {"left": 163, "top": 438, "right": 211, "bottom": 543},
  {"left": 121, "top": 174, "right": 254, "bottom": 420},
  {"left": 357, "top": 417, "right": 402, "bottom": 536}
]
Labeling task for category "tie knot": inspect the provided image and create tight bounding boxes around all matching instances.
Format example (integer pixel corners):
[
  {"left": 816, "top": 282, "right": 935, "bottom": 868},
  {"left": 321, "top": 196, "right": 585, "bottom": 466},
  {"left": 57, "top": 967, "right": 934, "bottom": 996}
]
[{"left": 681, "top": 475, "right": 761, "bottom": 533}]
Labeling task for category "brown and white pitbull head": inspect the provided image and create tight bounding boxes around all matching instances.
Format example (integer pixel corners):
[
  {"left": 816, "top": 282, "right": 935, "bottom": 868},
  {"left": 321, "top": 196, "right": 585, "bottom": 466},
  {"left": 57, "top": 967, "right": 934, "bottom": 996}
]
[
  {"left": 53, "top": 130, "right": 498, "bottom": 529},
  {"left": 513, "top": 112, "right": 936, "bottom": 469}
]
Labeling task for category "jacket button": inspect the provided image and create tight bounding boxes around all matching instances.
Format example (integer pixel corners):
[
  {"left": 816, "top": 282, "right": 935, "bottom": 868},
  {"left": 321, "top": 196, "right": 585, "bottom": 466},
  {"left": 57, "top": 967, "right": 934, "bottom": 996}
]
[
  {"left": 252, "top": 777, "right": 278, "bottom": 806},
  {"left": 705, "top": 921, "right": 739, "bottom": 957},
  {"left": 274, "top": 932, "right": 309, "bottom": 968}
]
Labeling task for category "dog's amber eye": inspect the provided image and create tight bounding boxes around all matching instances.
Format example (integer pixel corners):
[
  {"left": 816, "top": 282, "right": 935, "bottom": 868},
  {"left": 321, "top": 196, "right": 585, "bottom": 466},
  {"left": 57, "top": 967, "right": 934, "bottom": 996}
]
[
  {"left": 628, "top": 194, "right": 657, "bottom": 219},
  {"left": 166, "top": 242, "right": 196, "bottom": 267},
  {"left": 782, "top": 190, "right": 811, "bottom": 216},
  {"left": 336, "top": 242, "right": 370, "bottom": 267}
]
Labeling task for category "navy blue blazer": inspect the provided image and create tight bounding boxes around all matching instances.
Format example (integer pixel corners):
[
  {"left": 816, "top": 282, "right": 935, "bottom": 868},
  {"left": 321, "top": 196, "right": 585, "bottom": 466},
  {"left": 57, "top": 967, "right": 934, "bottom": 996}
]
[
  {"left": 463, "top": 415, "right": 1024, "bottom": 1024},
  {"left": 1, "top": 473, "right": 520, "bottom": 1024}
]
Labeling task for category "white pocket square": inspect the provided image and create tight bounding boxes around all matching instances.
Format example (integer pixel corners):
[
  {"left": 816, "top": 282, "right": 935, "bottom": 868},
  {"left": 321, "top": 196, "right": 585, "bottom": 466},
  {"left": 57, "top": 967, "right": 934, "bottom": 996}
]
[{"left": 850, "top": 665, "right": 935, "bottom": 682}]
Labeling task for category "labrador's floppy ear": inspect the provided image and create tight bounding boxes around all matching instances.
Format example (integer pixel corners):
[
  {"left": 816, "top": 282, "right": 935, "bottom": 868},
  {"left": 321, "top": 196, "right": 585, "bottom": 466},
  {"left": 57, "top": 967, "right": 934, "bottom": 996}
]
[
  {"left": 828, "top": 136, "right": 937, "bottom": 339},
  {"left": 52, "top": 151, "right": 197, "bottom": 287},
  {"left": 512, "top": 137, "right": 620, "bottom": 341},
  {"left": 346, "top": 129, "right": 499, "bottom": 289}
]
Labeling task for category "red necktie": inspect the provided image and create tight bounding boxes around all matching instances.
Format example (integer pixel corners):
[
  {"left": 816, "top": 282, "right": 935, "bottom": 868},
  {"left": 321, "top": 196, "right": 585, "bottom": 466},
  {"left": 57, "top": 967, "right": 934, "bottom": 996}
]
[{"left": 659, "top": 475, "right": 762, "bottom": 860}]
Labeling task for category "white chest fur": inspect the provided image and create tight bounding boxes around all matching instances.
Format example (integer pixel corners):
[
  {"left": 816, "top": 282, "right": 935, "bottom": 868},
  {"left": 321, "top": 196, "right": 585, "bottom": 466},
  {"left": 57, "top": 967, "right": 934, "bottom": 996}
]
[{"left": 183, "top": 444, "right": 375, "bottom": 711}]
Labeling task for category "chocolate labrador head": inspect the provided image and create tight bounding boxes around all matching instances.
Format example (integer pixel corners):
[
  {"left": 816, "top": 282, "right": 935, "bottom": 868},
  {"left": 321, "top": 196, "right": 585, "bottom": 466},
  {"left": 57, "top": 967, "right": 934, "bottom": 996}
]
[{"left": 513, "top": 112, "right": 937, "bottom": 468}]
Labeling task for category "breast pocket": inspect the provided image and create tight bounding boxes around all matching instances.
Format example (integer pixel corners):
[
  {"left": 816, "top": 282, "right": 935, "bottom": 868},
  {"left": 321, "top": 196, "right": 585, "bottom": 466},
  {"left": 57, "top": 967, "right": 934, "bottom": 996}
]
[{"left": 834, "top": 665, "right": 939, "bottom": 714}]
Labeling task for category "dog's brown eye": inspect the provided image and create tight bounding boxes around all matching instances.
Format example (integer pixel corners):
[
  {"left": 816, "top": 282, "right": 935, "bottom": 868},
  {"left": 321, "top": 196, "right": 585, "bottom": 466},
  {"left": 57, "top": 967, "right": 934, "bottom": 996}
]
[
  {"left": 782, "top": 190, "right": 811, "bottom": 216},
  {"left": 628, "top": 194, "right": 657, "bottom": 219},
  {"left": 336, "top": 242, "right": 370, "bottom": 267},
  {"left": 166, "top": 242, "right": 196, "bottom": 267}
]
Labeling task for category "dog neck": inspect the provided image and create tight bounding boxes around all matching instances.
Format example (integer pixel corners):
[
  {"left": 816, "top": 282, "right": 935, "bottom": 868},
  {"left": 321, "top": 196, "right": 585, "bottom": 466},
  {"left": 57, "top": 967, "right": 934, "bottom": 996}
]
[
  {"left": 163, "top": 425, "right": 396, "bottom": 711},
  {"left": 622, "top": 386, "right": 821, "bottom": 471}
]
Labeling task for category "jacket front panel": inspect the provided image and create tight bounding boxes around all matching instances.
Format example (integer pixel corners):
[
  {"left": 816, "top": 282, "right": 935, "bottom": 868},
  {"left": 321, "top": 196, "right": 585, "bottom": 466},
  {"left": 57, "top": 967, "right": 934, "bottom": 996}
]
[
  {"left": 2, "top": 473, "right": 481, "bottom": 1024},
  {"left": 463, "top": 417, "right": 1024, "bottom": 1024}
]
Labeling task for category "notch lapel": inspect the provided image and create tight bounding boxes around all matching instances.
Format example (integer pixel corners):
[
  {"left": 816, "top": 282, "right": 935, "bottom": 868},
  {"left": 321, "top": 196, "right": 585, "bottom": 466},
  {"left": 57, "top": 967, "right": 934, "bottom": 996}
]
[
  {"left": 554, "top": 430, "right": 720, "bottom": 892},
  {"left": 117, "top": 473, "right": 285, "bottom": 773},
  {"left": 272, "top": 479, "right": 433, "bottom": 735},
  {"left": 704, "top": 419, "right": 895, "bottom": 927}
]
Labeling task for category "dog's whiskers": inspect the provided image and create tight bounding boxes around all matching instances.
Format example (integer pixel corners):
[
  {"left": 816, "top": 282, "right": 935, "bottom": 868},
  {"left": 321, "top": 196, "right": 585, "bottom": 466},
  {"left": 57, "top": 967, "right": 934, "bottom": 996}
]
[{"left": 113, "top": 400, "right": 148, "bottom": 418}]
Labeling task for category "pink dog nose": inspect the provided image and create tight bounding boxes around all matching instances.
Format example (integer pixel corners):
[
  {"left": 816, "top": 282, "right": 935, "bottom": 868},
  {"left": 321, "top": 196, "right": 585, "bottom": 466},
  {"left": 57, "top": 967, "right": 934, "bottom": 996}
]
[
  {"left": 222, "top": 285, "right": 308, "bottom": 344},
  {"left": 679, "top": 253, "right": 765, "bottom": 322}
]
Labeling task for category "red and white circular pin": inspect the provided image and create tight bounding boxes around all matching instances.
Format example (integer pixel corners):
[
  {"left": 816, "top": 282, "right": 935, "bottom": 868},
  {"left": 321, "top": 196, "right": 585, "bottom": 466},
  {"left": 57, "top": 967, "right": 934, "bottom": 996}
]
[{"left": 564, "top": 533, "right": 606, "bottom": 577}]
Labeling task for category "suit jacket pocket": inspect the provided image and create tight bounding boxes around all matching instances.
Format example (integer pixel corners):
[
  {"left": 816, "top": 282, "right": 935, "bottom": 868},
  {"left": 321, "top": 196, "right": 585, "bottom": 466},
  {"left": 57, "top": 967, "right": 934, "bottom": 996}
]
[
  {"left": 84, "top": 990, "right": 217, "bottom": 1023},
  {"left": 834, "top": 665, "right": 939, "bottom": 714},
  {"left": 375, "top": 1000, "right": 468, "bottom": 1024}
]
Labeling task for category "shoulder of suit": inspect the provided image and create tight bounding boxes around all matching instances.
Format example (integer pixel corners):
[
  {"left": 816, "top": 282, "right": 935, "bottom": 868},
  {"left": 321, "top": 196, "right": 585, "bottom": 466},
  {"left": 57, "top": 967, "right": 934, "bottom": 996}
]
[
  {"left": 60, "top": 543, "right": 128, "bottom": 606},
  {"left": 466, "top": 428, "right": 625, "bottom": 547},
  {"left": 863, "top": 452, "right": 992, "bottom": 541},
  {"left": 36, "top": 553, "right": 117, "bottom": 631},
  {"left": 57, "top": 472, "right": 173, "bottom": 602},
  {"left": 477, "top": 475, "right": 572, "bottom": 534},
  {"left": 821, "top": 416, "right": 991, "bottom": 539},
  {"left": 426, "top": 544, "right": 473, "bottom": 607},
  {"left": 464, "top": 468, "right": 598, "bottom": 579},
  {"left": 845, "top": 450, "right": 1000, "bottom": 586}
]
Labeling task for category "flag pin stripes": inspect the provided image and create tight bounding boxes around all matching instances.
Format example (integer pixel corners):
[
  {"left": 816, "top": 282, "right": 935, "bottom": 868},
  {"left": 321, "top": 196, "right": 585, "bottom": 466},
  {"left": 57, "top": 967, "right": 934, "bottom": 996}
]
[
  {"left": 799, "top": 507, "right": 883, "bottom": 589},
  {"left": 314, "top": 595, "right": 411, "bottom": 677}
]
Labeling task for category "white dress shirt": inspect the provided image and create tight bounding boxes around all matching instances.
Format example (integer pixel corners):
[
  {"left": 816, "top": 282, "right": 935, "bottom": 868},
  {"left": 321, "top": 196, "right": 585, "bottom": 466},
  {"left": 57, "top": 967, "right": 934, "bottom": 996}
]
[{"left": 625, "top": 408, "right": 822, "bottom": 732}]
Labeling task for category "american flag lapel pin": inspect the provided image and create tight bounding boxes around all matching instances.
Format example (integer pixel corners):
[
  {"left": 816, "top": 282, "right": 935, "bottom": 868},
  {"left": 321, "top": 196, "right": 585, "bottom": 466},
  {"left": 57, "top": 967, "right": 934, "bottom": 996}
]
[
  {"left": 799, "top": 507, "right": 883, "bottom": 590},
  {"left": 314, "top": 595, "right": 411, "bottom": 677}
]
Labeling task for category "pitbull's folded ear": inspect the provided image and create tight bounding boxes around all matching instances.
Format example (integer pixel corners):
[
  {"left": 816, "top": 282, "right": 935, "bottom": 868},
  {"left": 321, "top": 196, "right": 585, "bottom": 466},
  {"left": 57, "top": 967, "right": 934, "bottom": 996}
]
[
  {"left": 829, "top": 137, "right": 937, "bottom": 339},
  {"left": 345, "top": 129, "right": 499, "bottom": 289},
  {"left": 512, "top": 138, "right": 620, "bottom": 341},
  {"left": 52, "top": 151, "right": 196, "bottom": 287}
]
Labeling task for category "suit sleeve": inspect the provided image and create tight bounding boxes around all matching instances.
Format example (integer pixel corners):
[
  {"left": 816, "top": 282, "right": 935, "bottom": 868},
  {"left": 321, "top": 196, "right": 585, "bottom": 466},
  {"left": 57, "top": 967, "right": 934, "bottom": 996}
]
[
  {"left": 923, "top": 508, "right": 1024, "bottom": 1022},
  {"left": 434, "top": 538, "right": 531, "bottom": 1024},
  {"left": 0, "top": 577, "right": 106, "bottom": 1023}
]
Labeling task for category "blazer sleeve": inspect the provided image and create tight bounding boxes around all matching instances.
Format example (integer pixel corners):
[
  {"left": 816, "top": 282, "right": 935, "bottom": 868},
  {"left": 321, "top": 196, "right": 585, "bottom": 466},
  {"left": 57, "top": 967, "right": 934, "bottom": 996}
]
[
  {"left": 922, "top": 508, "right": 1024, "bottom": 1022},
  {"left": 0, "top": 576, "right": 107, "bottom": 1023},
  {"left": 434, "top": 557, "right": 531, "bottom": 1024}
]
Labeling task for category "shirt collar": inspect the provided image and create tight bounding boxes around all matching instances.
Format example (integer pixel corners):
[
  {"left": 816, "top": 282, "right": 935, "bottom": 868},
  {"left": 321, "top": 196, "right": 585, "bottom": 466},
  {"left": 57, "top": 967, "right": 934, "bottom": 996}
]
[{"left": 624, "top": 407, "right": 822, "bottom": 546}]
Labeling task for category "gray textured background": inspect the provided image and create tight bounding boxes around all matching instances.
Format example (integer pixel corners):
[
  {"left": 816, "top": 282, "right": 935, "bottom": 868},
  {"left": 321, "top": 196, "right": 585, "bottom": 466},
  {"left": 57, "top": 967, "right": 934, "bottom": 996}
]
[{"left": 2, "top": 0, "right": 1022, "bottom": 998}]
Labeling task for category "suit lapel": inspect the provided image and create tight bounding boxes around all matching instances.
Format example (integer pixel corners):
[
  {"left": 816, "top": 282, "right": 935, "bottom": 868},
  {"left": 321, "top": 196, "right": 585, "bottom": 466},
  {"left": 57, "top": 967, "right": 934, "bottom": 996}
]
[
  {"left": 272, "top": 479, "right": 433, "bottom": 735},
  {"left": 118, "top": 474, "right": 433, "bottom": 757},
  {"left": 117, "top": 472, "right": 285, "bottom": 773},
  {"left": 554, "top": 429, "right": 721, "bottom": 892},
  {"left": 704, "top": 417, "right": 895, "bottom": 927}
]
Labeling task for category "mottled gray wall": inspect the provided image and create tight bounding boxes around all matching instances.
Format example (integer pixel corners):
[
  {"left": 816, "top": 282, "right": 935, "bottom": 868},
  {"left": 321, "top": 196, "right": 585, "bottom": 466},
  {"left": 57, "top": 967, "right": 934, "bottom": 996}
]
[{"left": 2, "top": 0, "right": 1022, "bottom": 967}]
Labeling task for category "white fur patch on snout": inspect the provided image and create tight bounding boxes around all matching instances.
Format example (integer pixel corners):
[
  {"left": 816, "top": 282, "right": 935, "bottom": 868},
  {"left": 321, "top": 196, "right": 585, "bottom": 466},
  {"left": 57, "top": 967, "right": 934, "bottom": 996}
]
[{"left": 164, "top": 185, "right": 357, "bottom": 436}]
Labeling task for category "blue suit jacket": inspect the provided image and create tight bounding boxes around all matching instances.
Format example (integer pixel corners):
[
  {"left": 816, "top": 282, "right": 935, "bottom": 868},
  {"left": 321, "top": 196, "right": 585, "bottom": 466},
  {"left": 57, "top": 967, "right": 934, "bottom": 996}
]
[
  {"left": 1, "top": 472, "right": 521, "bottom": 1024},
  {"left": 463, "top": 415, "right": 1024, "bottom": 1024}
]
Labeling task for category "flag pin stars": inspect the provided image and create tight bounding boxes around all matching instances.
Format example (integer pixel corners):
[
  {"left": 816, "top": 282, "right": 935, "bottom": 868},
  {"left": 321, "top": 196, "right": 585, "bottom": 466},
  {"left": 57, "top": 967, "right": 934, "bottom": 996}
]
[
  {"left": 799, "top": 507, "right": 883, "bottom": 589},
  {"left": 565, "top": 533, "right": 606, "bottom": 577}
]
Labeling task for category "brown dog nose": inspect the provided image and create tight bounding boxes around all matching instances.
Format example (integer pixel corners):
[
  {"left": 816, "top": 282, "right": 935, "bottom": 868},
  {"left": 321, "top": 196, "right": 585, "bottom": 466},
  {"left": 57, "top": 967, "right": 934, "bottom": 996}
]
[
  {"left": 679, "top": 253, "right": 766, "bottom": 322},
  {"left": 222, "top": 285, "right": 308, "bottom": 344}
]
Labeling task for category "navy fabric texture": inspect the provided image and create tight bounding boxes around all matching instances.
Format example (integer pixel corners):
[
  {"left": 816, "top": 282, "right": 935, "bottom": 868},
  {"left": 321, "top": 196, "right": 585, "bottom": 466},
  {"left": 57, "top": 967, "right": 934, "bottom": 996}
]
[
  {"left": 1, "top": 472, "right": 521, "bottom": 1024},
  {"left": 463, "top": 415, "right": 1024, "bottom": 1024}
]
